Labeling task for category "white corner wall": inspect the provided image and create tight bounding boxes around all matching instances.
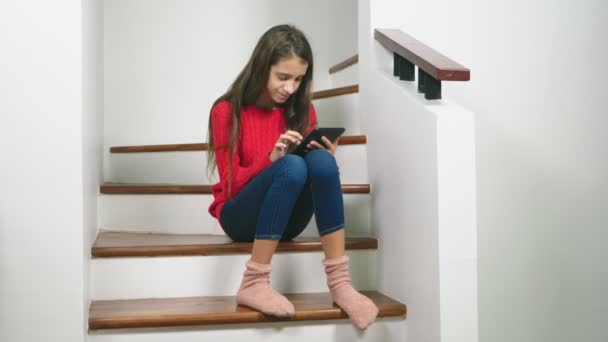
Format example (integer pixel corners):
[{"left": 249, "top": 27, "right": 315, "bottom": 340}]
[
  {"left": 103, "top": 0, "right": 358, "bottom": 181},
  {"left": 359, "top": 0, "right": 479, "bottom": 341},
  {"left": 0, "top": 1, "right": 104, "bottom": 341},
  {"left": 367, "top": 1, "right": 608, "bottom": 342}
]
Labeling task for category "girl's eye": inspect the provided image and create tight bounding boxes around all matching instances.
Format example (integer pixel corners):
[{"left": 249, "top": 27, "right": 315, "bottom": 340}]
[{"left": 279, "top": 75, "right": 289, "bottom": 81}]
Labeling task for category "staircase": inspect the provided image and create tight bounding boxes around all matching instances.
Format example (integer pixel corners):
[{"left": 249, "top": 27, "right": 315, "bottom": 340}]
[{"left": 89, "top": 58, "right": 407, "bottom": 340}]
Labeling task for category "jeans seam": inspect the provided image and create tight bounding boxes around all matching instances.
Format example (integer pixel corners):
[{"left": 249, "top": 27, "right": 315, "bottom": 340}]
[{"left": 255, "top": 233, "right": 283, "bottom": 240}]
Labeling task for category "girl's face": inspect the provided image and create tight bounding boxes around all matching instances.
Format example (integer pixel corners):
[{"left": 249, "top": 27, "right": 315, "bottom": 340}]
[{"left": 264, "top": 56, "right": 308, "bottom": 106}]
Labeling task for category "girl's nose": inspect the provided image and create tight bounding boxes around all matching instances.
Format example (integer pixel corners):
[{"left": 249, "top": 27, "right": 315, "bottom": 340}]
[{"left": 285, "top": 81, "right": 297, "bottom": 94}]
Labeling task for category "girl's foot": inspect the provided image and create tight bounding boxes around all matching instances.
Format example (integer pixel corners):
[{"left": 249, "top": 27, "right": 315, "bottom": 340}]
[
  {"left": 236, "top": 259, "right": 295, "bottom": 317},
  {"left": 323, "top": 255, "right": 378, "bottom": 329}
]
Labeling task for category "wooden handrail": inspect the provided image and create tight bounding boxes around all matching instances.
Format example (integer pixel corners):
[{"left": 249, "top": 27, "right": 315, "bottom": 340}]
[
  {"left": 374, "top": 29, "right": 469, "bottom": 81},
  {"left": 374, "top": 28, "right": 469, "bottom": 99},
  {"left": 329, "top": 54, "right": 358, "bottom": 74}
]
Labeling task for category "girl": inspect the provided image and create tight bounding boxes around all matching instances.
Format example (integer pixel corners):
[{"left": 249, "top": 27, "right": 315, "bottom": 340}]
[{"left": 206, "top": 24, "right": 378, "bottom": 330}]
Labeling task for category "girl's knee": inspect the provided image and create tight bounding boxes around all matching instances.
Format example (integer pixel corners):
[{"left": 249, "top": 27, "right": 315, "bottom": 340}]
[
  {"left": 305, "top": 150, "right": 339, "bottom": 179},
  {"left": 276, "top": 154, "right": 308, "bottom": 187}
]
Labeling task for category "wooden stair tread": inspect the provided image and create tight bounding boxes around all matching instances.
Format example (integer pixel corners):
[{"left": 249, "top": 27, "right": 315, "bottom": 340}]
[
  {"left": 329, "top": 54, "right": 358, "bottom": 74},
  {"left": 100, "top": 183, "right": 370, "bottom": 194},
  {"left": 89, "top": 291, "right": 406, "bottom": 330},
  {"left": 110, "top": 135, "right": 366, "bottom": 153},
  {"left": 92, "top": 230, "right": 378, "bottom": 257},
  {"left": 312, "top": 84, "right": 358, "bottom": 100}
]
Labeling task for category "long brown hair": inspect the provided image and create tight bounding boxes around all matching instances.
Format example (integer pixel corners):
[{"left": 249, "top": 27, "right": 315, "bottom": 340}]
[{"left": 205, "top": 24, "right": 314, "bottom": 196}]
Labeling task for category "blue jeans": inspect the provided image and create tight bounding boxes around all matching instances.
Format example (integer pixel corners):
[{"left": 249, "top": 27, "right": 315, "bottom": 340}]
[{"left": 220, "top": 150, "right": 345, "bottom": 242}]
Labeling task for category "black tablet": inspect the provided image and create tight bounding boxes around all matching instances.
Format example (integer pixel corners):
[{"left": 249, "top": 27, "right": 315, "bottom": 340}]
[{"left": 290, "top": 127, "right": 345, "bottom": 157}]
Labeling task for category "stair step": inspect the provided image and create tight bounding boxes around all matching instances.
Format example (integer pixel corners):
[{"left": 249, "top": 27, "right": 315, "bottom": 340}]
[
  {"left": 100, "top": 183, "right": 370, "bottom": 194},
  {"left": 106, "top": 144, "right": 367, "bottom": 185},
  {"left": 110, "top": 135, "right": 366, "bottom": 153},
  {"left": 89, "top": 291, "right": 406, "bottom": 330},
  {"left": 99, "top": 194, "right": 371, "bottom": 236},
  {"left": 313, "top": 90, "right": 361, "bottom": 133},
  {"left": 92, "top": 230, "right": 378, "bottom": 257}
]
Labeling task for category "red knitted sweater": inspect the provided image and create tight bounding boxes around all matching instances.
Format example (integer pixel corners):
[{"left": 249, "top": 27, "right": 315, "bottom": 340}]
[{"left": 208, "top": 100, "right": 317, "bottom": 223}]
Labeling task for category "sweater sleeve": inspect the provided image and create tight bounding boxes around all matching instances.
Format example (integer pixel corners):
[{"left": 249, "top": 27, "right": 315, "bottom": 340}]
[{"left": 211, "top": 102, "right": 272, "bottom": 196}]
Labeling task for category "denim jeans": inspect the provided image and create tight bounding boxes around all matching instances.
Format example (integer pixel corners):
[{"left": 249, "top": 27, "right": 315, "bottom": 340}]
[{"left": 220, "top": 149, "right": 345, "bottom": 242}]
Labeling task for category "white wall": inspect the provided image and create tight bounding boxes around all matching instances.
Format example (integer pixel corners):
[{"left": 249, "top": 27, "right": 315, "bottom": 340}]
[
  {"left": 82, "top": 0, "right": 105, "bottom": 338},
  {"left": 368, "top": 1, "right": 608, "bottom": 341},
  {"left": 0, "top": 1, "right": 104, "bottom": 341},
  {"left": 103, "top": 0, "right": 358, "bottom": 181}
]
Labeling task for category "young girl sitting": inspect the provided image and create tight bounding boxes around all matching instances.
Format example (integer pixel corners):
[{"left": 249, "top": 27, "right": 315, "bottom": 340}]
[{"left": 206, "top": 24, "right": 378, "bottom": 330}]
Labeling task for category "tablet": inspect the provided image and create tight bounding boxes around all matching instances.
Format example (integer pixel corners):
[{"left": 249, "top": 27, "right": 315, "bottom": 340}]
[{"left": 290, "top": 127, "right": 345, "bottom": 157}]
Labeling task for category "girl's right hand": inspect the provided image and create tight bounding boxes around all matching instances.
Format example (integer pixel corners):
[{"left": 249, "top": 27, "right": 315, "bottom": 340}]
[{"left": 269, "top": 130, "right": 303, "bottom": 162}]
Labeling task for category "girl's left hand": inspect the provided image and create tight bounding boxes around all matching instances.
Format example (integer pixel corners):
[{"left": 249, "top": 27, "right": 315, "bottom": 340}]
[{"left": 307, "top": 136, "right": 339, "bottom": 156}]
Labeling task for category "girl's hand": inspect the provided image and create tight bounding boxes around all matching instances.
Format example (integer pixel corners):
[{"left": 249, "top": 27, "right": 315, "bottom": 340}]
[
  {"left": 307, "top": 136, "right": 339, "bottom": 156},
  {"left": 269, "top": 130, "right": 303, "bottom": 162}
]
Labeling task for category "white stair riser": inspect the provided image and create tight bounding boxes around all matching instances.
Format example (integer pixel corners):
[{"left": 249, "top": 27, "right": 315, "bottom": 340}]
[
  {"left": 98, "top": 194, "right": 372, "bottom": 236},
  {"left": 90, "top": 251, "right": 377, "bottom": 300},
  {"left": 89, "top": 319, "right": 405, "bottom": 342},
  {"left": 330, "top": 64, "right": 359, "bottom": 89},
  {"left": 106, "top": 144, "right": 368, "bottom": 184},
  {"left": 313, "top": 94, "right": 361, "bottom": 134}
]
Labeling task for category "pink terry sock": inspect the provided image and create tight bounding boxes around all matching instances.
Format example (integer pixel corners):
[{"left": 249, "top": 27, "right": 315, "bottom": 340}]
[
  {"left": 236, "top": 259, "right": 295, "bottom": 317},
  {"left": 323, "top": 255, "right": 379, "bottom": 329}
]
